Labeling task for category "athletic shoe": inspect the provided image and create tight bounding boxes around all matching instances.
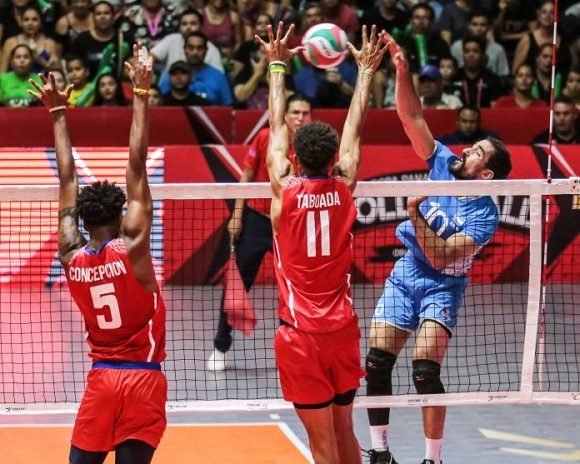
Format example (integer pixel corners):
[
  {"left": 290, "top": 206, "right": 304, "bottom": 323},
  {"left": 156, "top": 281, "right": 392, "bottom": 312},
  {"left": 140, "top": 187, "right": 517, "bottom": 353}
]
[
  {"left": 367, "top": 449, "right": 398, "bottom": 464},
  {"left": 420, "top": 460, "right": 441, "bottom": 464},
  {"left": 206, "top": 349, "right": 226, "bottom": 371}
]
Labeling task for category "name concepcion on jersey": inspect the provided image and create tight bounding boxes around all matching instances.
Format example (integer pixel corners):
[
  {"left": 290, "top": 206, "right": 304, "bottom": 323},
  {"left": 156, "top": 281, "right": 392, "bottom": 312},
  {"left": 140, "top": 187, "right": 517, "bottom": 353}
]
[
  {"left": 68, "top": 260, "right": 128, "bottom": 282},
  {"left": 296, "top": 191, "right": 341, "bottom": 209}
]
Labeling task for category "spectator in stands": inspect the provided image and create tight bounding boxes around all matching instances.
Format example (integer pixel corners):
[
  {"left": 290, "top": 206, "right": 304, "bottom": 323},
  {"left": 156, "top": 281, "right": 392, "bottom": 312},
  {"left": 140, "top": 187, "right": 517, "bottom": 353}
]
[
  {"left": 492, "top": 0, "right": 536, "bottom": 65},
  {"left": 121, "top": 0, "right": 180, "bottom": 50},
  {"left": 439, "top": 0, "right": 474, "bottom": 45},
  {"left": 288, "top": 3, "right": 323, "bottom": 71},
  {"left": 439, "top": 56, "right": 458, "bottom": 95},
  {"left": 200, "top": 0, "right": 242, "bottom": 63},
  {"left": 532, "top": 42, "right": 558, "bottom": 104},
  {"left": 450, "top": 10, "right": 510, "bottom": 78},
  {"left": 207, "top": 94, "right": 312, "bottom": 372},
  {"left": 93, "top": 72, "right": 127, "bottom": 106},
  {"left": 0, "top": 6, "right": 61, "bottom": 73},
  {"left": 294, "top": 57, "right": 356, "bottom": 108},
  {"left": 398, "top": 4, "right": 451, "bottom": 74},
  {"left": 0, "top": 0, "right": 34, "bottom": 45},
  {"left": 65, "top": 54, "right": 94, "bottom": 106},
  {"left": 151, "top": 9, "right": 224, "bottom": 74},
  {"left": 495, "top": 64, "right": 547, "bottom": 108},
  {"left": 360, "top": 0, "right": 409, "bottom": 38},
  {"left": 320, "top": 0, "right": 358, "bottom": 42},
  {"left": 55, "top": 0, "right": 93, "bottom": 54},
  {"left": 158, "top": 32, "right": 233, "bottom": 106},
  {"left": 438, "top": 105, "right": 500, "bottom": 145},
  {"left": 451, "top": 36, "right": 503, "bottom": 107},
  {"left": 0, "top": 43, "right": 41, "bottom": 106},
  {"left": 47, "top": 67, "right": 67, "bottom": 91},
  {"left": 231, "top": 12, "right": 272, "bottom": 78},
  {"left": 372, "top": 53, "right": 397, "bottom": 109},
  {"left": 238, "top": 0, "right": 291, "bottom": 42},
  {"left": 70, "top": 1, "right": 131, "bottom": 79},
  {"left": 563, "top": 68, "right": 580, "bottom": 111},
  {"left": 162, "top": 60, "right": 209, "bottom": 106},
  {"left": 512, "top": 1, "right": 572, "bottom": 76},
  {"left": 148, "top": 84, "right": 163, "bottom": 106},
  {"left": 532, "top": 95, "right": 580, "bottom": 144},
  {"left": 418, "top": 64, "right": 463, "bottom": 109}
]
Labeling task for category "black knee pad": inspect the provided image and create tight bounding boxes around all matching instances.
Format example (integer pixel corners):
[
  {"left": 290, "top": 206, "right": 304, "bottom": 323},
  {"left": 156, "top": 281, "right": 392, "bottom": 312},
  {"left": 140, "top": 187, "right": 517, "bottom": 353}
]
[
  {"left": 412, "top": 359, "right": 445, "bottom": 395},
  {"left": 366, "top": 348, "right": 397, "bottom": 396}
]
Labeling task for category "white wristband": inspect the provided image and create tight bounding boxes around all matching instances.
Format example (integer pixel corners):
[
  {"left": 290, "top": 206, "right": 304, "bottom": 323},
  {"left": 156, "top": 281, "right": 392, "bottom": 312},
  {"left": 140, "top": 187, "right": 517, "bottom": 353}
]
[{"left": 49, "top": 105, "right": 67, "bottom": 113}]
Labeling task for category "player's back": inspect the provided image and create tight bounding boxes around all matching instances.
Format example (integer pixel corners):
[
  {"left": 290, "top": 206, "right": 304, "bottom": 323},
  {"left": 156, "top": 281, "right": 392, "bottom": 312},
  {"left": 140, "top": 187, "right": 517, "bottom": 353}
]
[
  {"left": 64, "top": 238, "right": 166, "bottom": 363},
  {"left": 274, "top": 175, "right": 356, "bottom": 333}
]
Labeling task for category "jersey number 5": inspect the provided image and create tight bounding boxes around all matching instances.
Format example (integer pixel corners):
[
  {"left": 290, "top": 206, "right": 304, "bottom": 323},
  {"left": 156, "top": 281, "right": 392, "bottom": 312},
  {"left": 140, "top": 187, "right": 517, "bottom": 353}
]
[
  {"left": 90, "top": 283, "right": 122, "bottom": 329},
  {"left": 306, "top": 210, "right": 330, "bottom": 257}
]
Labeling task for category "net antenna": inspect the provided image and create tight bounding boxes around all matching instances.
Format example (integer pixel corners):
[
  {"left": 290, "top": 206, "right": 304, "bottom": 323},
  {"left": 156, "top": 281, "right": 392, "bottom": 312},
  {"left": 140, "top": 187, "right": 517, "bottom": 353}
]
[{"left": 537, "top": 0, "right": 560, "bottom": 389}]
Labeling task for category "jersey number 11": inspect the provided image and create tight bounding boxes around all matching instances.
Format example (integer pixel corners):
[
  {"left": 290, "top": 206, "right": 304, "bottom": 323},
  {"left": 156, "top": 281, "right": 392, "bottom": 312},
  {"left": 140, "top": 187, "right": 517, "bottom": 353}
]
[{"left": 306, "top": 210, "right": 330, "bottom": 257}]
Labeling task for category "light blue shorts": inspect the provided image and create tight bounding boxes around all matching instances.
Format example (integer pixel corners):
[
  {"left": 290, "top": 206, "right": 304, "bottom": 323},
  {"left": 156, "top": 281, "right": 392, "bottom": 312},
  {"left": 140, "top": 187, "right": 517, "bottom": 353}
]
[{"left": 373, "top": 255, "right": 467, "bottom": 333}]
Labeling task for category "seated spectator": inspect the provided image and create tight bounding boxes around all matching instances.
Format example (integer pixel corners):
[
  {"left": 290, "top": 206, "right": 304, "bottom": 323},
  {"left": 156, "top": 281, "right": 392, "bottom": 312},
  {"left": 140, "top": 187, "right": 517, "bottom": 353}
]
[
  {"left": 158, "top": 32, "right": 233, "bottom": 106},
  {"left": 0, "top": 0, "right": 34, "bottom": 45},
  {"left": 532, "top": 95, "right": 580, "bottom": 144},
  {"left": 492, "top": 0, "right": 536, "bottom": 65},
  {"left": 93, "top": 72, "right": 127, "bottom": 106},
  {"left": 151, "top": 9, "right": 223, "bottom": 74},
  {"left": 440, "top": 0, "right": 474, "bottom": 45},
  {"left": 70, "top": 1, "right": 131, "bottom": 79},
  {"left": 0, "top": 44, "right": 41, "bottom": 107},
  {"left": 200, "top": 0, "right": 242, "bottom": 61},
  {"left": 162, "top": 60, "right": 210, "bottom": 106},
  {"left": 238, "top": 0, "right": 291, "bottom": 42},
  {"left": 47, "top": 66, "right": 67, "bottom": 91},
  {"left": 120, "top": 0, "right": 180, "bottom": 50},
  {"left": 148, "top": 84, "right": 163, "bottom": 106},
  {"left": 512, "top": 1, "right": 572, "bottom": 75},
  {"left": 294, "top": 57, "right": 356, "bottom": 108},
  {"left": 450, "top": 10, "right": 510, "bottom": 78},
  {"left": 439, "top": 55, "right": 458, "bottom": 95},
  {"left": 230, "top": 12, "right": 272, "bottom": 78},
  {"left": 360, "top": 0, "right": 409, "bottom": 38},
  {"left": 495, "top": 64, "right": 547, "bottom": 108},
  {"left": 437, "top": 105, "right": 500, "bottom": 145},
  {"left": 0, "top": 6, "right": 61, "bottom": 73},
  {"left": 418, "top": 64, "right": 463, "bottom": 109},
  {"left": 450, "top": 35, "right": 503, "bottom": 107},
  {"left": 55, "top": 0, "right": 93, "bottom": 53},
  {"left": 562, "top": 67, "right": 580, "bottom": 111},
  {"left": 371, "top": 53, "right": 396, "bottom": 108},
  {"left": 320, "top": 0, "right": 358, "bottom": 42},
  {"left": 398, "top": 4, "right": 451, "bottom": 74},
  {"left": 532, "top": 42, "right": 560, "bottom": 104},
  {"left": 66, "top": 54, "right": 94, "bottom": 106}
]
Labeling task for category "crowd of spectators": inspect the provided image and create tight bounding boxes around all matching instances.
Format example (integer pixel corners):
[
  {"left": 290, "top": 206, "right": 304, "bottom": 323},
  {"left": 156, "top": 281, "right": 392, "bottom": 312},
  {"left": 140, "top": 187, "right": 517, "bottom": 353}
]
[{"left": 0, "top": 0, "right": 578, "bottom": 141}]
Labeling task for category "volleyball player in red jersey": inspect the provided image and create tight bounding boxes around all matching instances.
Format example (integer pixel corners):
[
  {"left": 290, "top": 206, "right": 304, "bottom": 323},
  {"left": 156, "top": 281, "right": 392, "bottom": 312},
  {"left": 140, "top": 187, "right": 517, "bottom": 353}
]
[
  {"left": 256, "top": 23, "right": 388, "bottom": 463},
  {"left": 29, "top": 44, "right": 166, "bottom": 464}
]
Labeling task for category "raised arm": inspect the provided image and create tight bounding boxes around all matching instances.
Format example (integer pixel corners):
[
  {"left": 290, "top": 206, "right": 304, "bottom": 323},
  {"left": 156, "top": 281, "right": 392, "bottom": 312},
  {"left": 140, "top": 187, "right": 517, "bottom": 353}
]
[
  {"left": 255, "top": 23, "right": 303, "bottom": 199},
  {"left": 29, "top": 73, "right": 85, "bottom": 266},
  {"left": 337, "top": 25, "right": 388, "bottom": 190},
  {"left": 384, "top": 32, "right": 435, "bottom": 160},
  {"left": 121, "top": 43, "right": 157, "bottom": 292}
]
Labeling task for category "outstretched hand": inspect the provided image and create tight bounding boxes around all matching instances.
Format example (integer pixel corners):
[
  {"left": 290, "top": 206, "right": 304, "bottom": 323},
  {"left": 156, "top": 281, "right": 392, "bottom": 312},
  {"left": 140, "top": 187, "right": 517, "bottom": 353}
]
[
  {"left": 254, "top": 22, "right": 303, "bottom": 64},
  {"left": 346, "top": 25, "right": 389, "bottom": 73},
  {"left": 125, "top": 43, "right": 153, "bottom": 91},
  {"left": 28, "top": 73, "right": 73, "bottom": 110},
  {"left": 381, "top": 31, "right": 408, "bottom": 72}
]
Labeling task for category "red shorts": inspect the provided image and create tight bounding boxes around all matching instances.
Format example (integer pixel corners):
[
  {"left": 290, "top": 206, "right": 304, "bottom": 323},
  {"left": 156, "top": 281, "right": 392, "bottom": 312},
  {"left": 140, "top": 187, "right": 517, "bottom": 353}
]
[
  {"left": 72, "top": 368, "right": 167, "bottom": 452},
  {"left": 274, "top": 317, "right": 365, "bottom": 405}
]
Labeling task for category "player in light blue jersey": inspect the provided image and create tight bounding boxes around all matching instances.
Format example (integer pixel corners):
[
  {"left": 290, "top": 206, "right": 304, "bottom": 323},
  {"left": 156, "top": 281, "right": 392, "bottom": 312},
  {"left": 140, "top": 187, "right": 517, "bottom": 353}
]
[{"left": 365, "top": 33, "right": 512, "bottom": 464}]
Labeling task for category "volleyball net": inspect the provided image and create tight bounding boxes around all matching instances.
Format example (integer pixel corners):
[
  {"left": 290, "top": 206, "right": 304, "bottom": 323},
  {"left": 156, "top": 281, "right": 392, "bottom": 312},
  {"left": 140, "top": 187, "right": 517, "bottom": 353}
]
[{"left": 0, "top": 179, "right": 578, "bottom": 414}]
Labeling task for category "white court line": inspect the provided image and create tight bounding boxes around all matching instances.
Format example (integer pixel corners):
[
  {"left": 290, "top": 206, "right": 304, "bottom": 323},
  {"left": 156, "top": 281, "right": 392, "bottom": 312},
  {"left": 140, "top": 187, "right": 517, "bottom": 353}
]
[{"left": 276, "top": 421, "right": 313, "bottom": 463}]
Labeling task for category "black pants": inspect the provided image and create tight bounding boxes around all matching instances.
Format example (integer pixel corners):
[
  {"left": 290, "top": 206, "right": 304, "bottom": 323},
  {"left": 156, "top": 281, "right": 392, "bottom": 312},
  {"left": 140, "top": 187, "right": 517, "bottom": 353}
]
[
  {"left": 214, "top": 207, "right": 273, "bottom": 352},
  {"left": 69, "top": 440, "right": 155, "bottom": 464}
]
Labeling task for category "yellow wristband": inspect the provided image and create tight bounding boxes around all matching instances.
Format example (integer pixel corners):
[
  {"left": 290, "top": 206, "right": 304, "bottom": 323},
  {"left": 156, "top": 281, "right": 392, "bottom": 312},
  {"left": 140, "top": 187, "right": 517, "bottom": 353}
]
[
  {"left": 133, "top": 87, "right": 150, "bottom": 96},
  {"left": 269, "top": 65, "right": 286, "bottom": 74}
]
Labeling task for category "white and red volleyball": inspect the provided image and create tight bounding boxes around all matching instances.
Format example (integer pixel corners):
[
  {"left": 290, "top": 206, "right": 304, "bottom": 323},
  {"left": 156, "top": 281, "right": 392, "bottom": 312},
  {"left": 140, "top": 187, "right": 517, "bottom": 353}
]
[{"left": 301, "top": 23, "right": 348, "bottom": 69}]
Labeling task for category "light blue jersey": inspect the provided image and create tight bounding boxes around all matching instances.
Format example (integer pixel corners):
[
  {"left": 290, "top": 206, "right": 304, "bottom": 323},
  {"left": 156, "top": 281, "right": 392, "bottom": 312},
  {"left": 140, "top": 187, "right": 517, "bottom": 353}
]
[{"left": 374, "top": 142, "right": 499, "bottom": 331}]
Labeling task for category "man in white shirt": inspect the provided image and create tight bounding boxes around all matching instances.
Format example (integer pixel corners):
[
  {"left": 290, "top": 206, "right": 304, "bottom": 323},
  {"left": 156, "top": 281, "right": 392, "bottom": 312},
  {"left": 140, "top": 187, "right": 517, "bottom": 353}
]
[{"left": 151, "top": 9, "right": 224, "bottom": 73}]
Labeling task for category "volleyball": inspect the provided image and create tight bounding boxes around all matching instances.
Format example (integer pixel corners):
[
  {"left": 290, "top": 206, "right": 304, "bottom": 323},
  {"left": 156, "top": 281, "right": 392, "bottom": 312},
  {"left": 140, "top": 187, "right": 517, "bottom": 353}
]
[{"left": 302, "top": 23, "right": 348, "bottom": 69}]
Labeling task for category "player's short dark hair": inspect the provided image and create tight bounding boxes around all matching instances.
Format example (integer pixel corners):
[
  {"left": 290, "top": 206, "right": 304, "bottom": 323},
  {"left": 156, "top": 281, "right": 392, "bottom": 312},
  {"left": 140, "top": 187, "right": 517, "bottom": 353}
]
[
  {"left": 485, "top": 137, "right": 511, "bottom": 180},
  {"left": 293, "top": 121, "right": 338, "bottom": 172},
  {"left": 285, "top": 94, "right": 311, "bottom": 112},
  {"left": 76, "top": 180, "right": 126, "bottom": 227}
]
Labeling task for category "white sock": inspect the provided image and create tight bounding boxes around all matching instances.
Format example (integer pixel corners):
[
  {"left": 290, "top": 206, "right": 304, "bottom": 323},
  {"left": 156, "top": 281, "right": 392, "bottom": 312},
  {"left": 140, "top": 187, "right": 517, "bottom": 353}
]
[
  {"left": 369, "top": 425, "right": 389, "bottom": 451},
  {"left": 425, "top": 437, "right": 443, "bottom": 462}
]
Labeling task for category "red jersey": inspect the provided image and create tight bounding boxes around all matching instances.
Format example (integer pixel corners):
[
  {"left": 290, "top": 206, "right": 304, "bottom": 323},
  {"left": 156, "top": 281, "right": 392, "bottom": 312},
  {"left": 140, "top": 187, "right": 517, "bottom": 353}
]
[
  {"left": 244, "top": 128, "right": 298, "bottom": 215},
  {"left": 274, "top": 176, "right": 356, "bottom": 333},
  {"left": 64, "top": 238, "right": 166, "bottom": 363}
]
